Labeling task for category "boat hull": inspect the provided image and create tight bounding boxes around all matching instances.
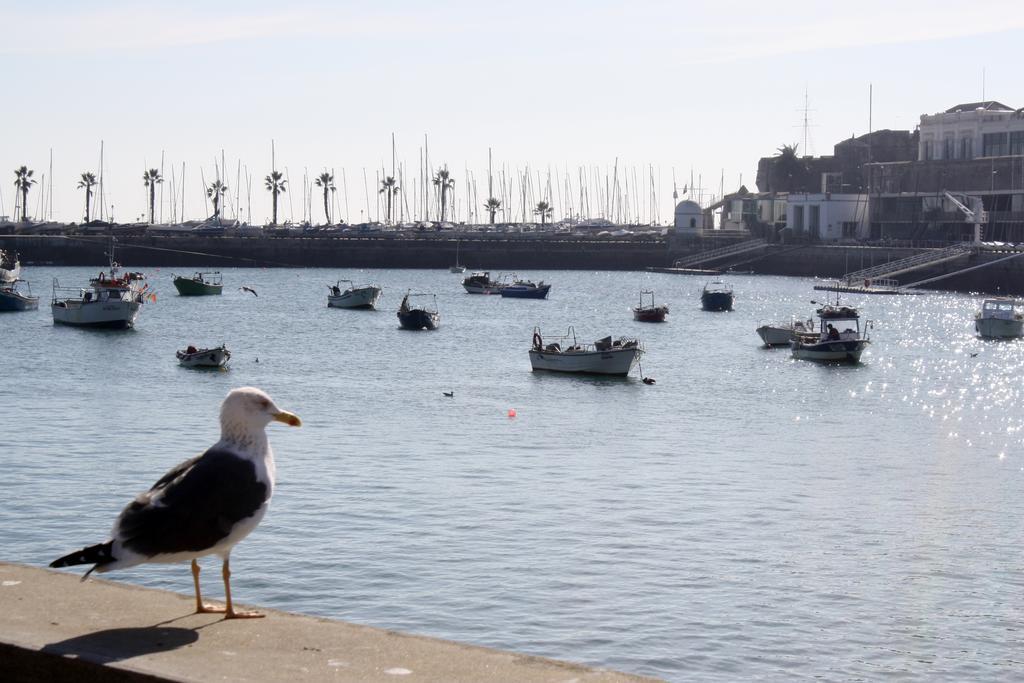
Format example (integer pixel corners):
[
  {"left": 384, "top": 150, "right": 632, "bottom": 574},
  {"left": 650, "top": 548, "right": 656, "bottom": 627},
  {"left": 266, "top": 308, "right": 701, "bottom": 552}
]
[
  {"left": 757, "top": 325, "right": 795, "bottom": 346},
  {"left": 791, "top": 339, "right": 868, "bottom": 363},
  {"left": 701, "top": 292, "right": 733, "bottom": 311},
  {"left": 52, "top": 300, "right": 141, "bottom": 328},
  {"left": 0, "top": 289, "right": 39, "bottom": 311},
  {"left": 633, "top": 306, "right": 668, "bottom": 322},
  {"left": 501, "top": 284, "right": 551, "bottom": 299},
  {"left": 398, "top": 309, "right": 439, "bottom": 330},
  {"left": 529, "top": 347, "right": 641, "bottom": 376},
  {"left": 463, "top": 283, "right": 502, "bottom": 295},
  {"left": 173, "top": 277, "right": 222, "bottom": 296},
  {"left": 328, "top": 286, "right": 382, "bottom": 309},
  {"left": 975, "top": 317, "right": 1023, "bottom": 339}
]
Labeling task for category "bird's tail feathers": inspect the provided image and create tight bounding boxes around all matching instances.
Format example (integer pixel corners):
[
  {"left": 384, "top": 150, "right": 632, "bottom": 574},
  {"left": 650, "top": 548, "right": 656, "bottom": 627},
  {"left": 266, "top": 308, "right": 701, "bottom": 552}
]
[{"left": 50, "top": 541, "right": 115, "bottom": 579}]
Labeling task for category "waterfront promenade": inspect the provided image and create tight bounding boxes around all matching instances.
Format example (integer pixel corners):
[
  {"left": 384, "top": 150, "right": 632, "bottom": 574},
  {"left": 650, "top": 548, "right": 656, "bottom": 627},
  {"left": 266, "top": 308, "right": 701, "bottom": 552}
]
[{"left": 0, "top": 563, "right": 655, "bottom": 682}]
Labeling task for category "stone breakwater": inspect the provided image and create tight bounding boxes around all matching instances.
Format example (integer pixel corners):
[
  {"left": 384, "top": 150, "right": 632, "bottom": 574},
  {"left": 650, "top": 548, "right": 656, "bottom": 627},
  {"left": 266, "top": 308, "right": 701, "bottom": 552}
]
[{"left": 3, "top": 234, "right": 1022, "bottom": 294}]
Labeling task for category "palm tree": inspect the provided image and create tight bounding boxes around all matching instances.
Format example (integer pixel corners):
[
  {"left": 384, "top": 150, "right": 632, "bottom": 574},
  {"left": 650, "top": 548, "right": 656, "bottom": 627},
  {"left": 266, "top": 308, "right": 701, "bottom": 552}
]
[
  {"left": 432, "top": 167, "right": 455, "bottom": 222},
  {"left": 534, "top": 200, "right": 553, "bottom": 225},
  {"left": 379, "top": 176, "right": 400, "bottom": 223},
  {"left": 77, "top": 172, "right": 97, "bottom": 223},
  {"left": 142, "top": 168, "right": 163, "bottom": 224},
  {"left": 314, "top": 172, "right": 335, "bottom": 224},
  {"left": 484, "top": 197, "right": 502, "bottom": 225},
  {"left": 13, "top": 166, "right": 35, "bottom": 222},
  {"left": 264, "top": 171, "right": 287, "bottom": 225},
  {"left": 206, "top": 180, "right": 228, "bottom": 219}
]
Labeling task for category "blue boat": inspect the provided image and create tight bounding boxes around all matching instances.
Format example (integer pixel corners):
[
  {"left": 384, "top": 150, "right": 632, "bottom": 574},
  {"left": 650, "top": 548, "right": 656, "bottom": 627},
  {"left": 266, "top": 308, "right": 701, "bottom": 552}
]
[
  {"left": 397, "top": 291, "right": 440, "bottom": 330},
  {"left": 701, "top": 281, "right": 733, "bottom": 311},
  {"left": 0, "top": 279, "right": 39, "bottom": 311},
  {"left": 500, "top": 279, "right": 551, "bottom": 299}
]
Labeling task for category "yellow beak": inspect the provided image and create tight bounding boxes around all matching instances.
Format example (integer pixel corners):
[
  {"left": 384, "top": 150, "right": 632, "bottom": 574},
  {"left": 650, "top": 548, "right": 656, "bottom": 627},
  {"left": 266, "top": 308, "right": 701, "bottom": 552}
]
[{"left": 272, "top": 410, "right": 302, "bottom": 427}]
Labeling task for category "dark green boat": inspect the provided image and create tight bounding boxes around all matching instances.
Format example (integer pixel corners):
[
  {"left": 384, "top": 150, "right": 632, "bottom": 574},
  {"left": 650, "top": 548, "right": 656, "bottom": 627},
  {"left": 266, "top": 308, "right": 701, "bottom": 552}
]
[{"left": 173, "top": 272, "right": 223, "bottom": 296}]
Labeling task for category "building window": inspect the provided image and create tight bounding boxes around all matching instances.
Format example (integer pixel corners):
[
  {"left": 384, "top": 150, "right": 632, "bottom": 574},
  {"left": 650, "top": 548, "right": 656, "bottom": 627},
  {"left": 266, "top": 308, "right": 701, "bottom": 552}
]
[
  {"left": 809, "top": 205, "right": 820, "bottom": 239},
  {"left": 943, "top": 135, "right": 955, "bottom": 160},
  {"left": 1011, "top": 131, "right": 1024, "bottom": 156},
  {"left": 960, "top": 137, "right": 973, "bottom": 160},
  {"left": 793, "top": 206, "right": 805, "bottom": 233},
  {"left": 982, "top": 132, "right": 1008, "bottom": 157},
  {"left": 922, "top": 140, "right": 934, "bottom": 160},
  {"left": 842, "top": 222, "right": 858, "bottom": 238}
]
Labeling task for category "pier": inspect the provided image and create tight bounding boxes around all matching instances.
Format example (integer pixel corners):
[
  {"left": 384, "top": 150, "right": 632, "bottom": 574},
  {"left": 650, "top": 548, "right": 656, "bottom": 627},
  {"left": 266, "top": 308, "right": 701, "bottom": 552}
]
[{"left": 0, "top": 562, "right": 656, "bottom": 683}]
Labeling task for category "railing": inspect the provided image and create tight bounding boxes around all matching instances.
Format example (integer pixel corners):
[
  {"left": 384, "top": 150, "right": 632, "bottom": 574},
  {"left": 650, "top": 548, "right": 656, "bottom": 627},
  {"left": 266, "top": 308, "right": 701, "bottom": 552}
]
[
  {"left": 841, "top": 244, "right": 975, "bottom": 284},
  {"left": 672, "top": 238, "right": 767, "bottom": 268}
]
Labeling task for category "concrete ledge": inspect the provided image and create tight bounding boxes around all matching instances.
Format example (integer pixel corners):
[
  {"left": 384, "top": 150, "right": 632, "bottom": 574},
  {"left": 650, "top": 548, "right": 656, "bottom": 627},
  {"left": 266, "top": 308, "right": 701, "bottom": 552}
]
[{"left": 0, "top": 563, "right": 657, "bottom": 682}]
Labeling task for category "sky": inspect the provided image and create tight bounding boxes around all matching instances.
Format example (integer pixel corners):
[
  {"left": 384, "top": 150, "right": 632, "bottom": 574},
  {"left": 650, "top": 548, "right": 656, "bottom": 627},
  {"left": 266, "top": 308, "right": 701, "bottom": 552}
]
[{"left": 2, "top": 0, "right": 1022, "bottom": 225}]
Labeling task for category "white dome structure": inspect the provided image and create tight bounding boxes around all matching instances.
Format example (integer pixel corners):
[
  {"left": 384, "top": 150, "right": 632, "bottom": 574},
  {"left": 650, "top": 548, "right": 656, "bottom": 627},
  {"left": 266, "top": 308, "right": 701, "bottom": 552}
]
[{"left": 674, "top": 200, "right": 705, "bottom": 234}]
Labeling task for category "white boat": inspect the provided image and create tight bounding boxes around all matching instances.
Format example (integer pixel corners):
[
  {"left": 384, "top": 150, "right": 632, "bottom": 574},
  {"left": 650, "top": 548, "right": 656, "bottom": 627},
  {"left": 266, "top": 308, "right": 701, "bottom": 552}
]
[
  {"left": 449, "top": 265, "right": 467, "bottom": 273},
  {"left": 328, "top": 280, "right": 382, "bottom": 309},
  {"left": 51, "top": 242, "right": 150, "bottom": 329},
  {"left": 463, "top": 271, "right": 505, "bottom": 294},
  {"left": 974, "top": 298, "right": 1023, "bottom": 338},
  {"left": 529, "top": 327, "right": 644, "bottom": 376},
  {"left": 0, "top": 249, "right": 21, "bottom": 283},
  {"left": 790, "top": 302, "right": 871, "bottom": 363},
  {"left": 756, "top": 317, "right": 816, "bottom": 346},
  {"left": 177, "top": 344, "right": 231, "bottom": 368}
]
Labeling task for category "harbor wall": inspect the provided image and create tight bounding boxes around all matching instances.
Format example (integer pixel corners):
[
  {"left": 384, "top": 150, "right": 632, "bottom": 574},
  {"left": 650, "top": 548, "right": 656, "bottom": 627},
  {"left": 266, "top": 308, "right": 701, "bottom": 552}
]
[{"left": 3, "top": 235, "right": 1021, "bottom": 294}]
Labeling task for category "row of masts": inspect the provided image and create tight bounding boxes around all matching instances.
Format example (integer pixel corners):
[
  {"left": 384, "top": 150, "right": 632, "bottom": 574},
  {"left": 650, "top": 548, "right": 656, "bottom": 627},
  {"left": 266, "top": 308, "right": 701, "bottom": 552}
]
[{"left": 6, "top": 139, "right": 724, "bottom": 226}]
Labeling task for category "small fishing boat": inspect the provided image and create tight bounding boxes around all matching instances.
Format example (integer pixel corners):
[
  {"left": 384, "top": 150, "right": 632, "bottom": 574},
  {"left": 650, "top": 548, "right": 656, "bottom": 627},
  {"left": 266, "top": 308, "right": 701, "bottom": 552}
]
[
  {"left": 529, "top": 326, "right": 643, "bottom": 376},
  {"left": 177, "top": 344, "right": 231, "bottom": 368},
  {"left": 632, "top": 290, "right": 668, "bottom": 322},
  {"left": 51, "top": 242, "right": 151, "bottom": 329},
  {"left": 974, "top": 298, "right": 1023, "bottom": 339},
  {"left": 500, "top": 279, "right": 550, "bottom": 299},
  {"left": 0, "top": 249, "right": 21, "bottom": 283},
  {"left": 328, "top": 280, "right": 382, "bottom": 309},
  {"left": 791, "top": 301, "right": 871, "bottom": 363},
  {"left": 173, "top": 271, "right": 223, "bottom": 296},
  {"left": 756, "top": 317, "right": 815, "bottom": 346},
  {"left": 701, "top": 281, "right": 733, "bottom": 311},
  {"left": 0, "top": 279, "right": 39, "bottom": 311},
  {"left": 397, "top": 291, "right": 440, "bottom": 330},
  {"left": 462, "top": 271, "right": 504, "bottom": 294}
]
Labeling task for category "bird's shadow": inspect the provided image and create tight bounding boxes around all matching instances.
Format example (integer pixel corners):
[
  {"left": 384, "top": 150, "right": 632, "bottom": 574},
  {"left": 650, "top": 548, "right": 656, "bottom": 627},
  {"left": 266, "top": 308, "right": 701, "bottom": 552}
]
[{"left": 41, "top": 625, "right": 199, "bottom": 664}]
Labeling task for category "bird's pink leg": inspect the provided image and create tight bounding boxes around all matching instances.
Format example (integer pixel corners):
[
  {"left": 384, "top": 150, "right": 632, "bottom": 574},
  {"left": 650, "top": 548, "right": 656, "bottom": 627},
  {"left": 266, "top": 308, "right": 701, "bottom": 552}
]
[
  {"left": 222, "top": 558, "right": 263, "bottom": 619},
  {"left": 192, "top": 559, "right": 226, "bottom": 614}
]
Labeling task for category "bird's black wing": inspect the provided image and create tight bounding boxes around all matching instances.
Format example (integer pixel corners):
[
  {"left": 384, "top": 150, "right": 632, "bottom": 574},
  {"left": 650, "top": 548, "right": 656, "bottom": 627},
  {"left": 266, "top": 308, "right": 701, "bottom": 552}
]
[{"left": 115, "top": 449, "right": 268, "bottom": 557}]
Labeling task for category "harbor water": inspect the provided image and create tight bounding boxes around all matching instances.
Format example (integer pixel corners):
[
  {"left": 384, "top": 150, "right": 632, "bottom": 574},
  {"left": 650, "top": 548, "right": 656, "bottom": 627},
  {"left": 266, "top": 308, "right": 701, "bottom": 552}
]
[{"left": 3, "top": 267, "right": 1023, "bottom": 681}]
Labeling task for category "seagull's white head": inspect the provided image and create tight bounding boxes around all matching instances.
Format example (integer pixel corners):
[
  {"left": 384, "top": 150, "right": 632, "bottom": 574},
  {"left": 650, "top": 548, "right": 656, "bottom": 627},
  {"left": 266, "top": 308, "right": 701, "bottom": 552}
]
[{"left": 220, "top": 387, "right": 302, "bottom": 442}]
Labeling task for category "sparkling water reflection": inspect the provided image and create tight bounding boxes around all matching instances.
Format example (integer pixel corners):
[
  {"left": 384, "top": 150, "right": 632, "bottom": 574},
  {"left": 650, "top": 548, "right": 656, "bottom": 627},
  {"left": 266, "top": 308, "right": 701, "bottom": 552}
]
[{"left": 4, "top": 267, "right": 1023, "bottom": 681}]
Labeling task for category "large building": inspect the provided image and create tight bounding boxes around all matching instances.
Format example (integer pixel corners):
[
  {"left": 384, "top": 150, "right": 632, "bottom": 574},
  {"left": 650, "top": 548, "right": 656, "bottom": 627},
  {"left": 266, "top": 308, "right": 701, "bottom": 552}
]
[{"left": 867, "top": 101, "right": 1024, "bottom": 242}]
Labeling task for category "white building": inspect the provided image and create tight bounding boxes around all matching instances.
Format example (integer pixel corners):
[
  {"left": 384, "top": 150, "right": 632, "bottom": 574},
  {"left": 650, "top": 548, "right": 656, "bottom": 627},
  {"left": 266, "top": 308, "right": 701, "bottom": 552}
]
[
  {"left": 918, "top": 101, "right": 1024, "bottom": 161},
  {"left": 785, "top": 193, "right": 869, "bottom": 241},
  {"left": 673, "top": 200, "right": 706, "bottom": 235}
]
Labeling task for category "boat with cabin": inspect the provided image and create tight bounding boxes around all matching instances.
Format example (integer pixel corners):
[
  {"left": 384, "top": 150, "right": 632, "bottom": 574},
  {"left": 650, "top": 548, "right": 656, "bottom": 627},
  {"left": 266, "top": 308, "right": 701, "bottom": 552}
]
[
  {"left": 500, "top": 278, "right": 550, "bottom": 299},
  {"left": 529, "top": 326, "right": 644, "bottom": 376},
  {"left": 633, "top": 290, "right": 668, "bottom": 322},
  {"left": 790, "top": 301, "right": 871, "bottom": 363},
  {"left": 177, "top": 344, "right": 231, "bottom": 368},
  {"left": 756, "top": 317, "right": 815, "bottom": 346},
  {"left": 328, "top": 280, "right": 382, "bottom": 309},
  {"left": 0, "top": 279, "right": 39, "bottom": 311},
  {"left": 974, "top": 298, "right": 1023, "bottom": 338},
  {"left": 462, "top": 271, "right": 504, "bottom": 295},
  {"left": 173, "top": 271, "right": 223, "bottom": 296},
  {"left": 701, "top": 281, "right": 733, "bottom": 311},
  {"left": 51, "top": 241, "right": 150, "bottom": 328},
  {"left": 397, "top": 291, "right": 440, "bottom": 330}
]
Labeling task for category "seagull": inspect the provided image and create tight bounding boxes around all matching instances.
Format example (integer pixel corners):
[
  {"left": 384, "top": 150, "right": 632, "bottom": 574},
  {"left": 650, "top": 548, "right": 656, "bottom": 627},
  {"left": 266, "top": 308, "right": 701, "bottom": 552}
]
[
  {"left": 240, "top": 286, "right": 258, "bottom": 297},
  {"left": 443, "top": 391, "right": 454, "bottom": 398},
  {"left": 642, "top": 377, "right": 656, "bottom": 385},
  {"left": 50, "top": 387, "right": 301, "bottom": 619},
  {"left": 970, "top": 352, "right": 979, "bottom": 358}
]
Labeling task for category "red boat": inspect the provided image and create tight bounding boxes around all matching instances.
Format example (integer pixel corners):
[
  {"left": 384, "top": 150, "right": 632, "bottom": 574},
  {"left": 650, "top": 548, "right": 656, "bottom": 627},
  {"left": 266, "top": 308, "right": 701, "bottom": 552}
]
[{"left": 633, "top": 289, "right": 668, "bottom": 322}]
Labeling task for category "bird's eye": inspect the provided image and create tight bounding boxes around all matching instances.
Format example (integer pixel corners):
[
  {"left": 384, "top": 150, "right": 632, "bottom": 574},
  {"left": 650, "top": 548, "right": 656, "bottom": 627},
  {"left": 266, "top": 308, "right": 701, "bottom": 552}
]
[{"left": 259, "top": 399, "right": 270, "bottom": 409}]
